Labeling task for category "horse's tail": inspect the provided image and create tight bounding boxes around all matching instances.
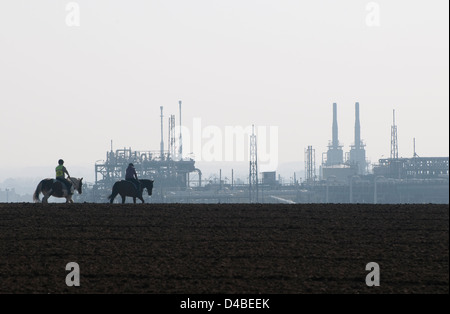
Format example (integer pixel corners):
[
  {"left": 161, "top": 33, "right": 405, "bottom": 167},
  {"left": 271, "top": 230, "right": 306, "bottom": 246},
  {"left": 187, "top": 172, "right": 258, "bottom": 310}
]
[
  {"left": 33, "top": 180, "right": 43, "bottom": 202},
  {"left": 107, "top": 183, "right": 118, "bottom": 202}
]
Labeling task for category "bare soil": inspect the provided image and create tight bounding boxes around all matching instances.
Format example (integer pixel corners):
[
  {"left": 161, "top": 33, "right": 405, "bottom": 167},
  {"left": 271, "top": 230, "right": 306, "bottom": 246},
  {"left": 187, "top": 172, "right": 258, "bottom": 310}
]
[{"left": 0, "top": 203, "right": 448, "bottom": 294}]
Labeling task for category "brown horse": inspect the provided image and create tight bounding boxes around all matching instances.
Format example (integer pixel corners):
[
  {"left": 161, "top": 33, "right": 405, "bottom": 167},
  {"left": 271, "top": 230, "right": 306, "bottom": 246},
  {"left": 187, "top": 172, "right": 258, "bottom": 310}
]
[
  {"left": 108, "top": 179, "right": 154, "bottom": 204},
  {"left": 33, "top": 177, "right": 83, "bottom": 203}
]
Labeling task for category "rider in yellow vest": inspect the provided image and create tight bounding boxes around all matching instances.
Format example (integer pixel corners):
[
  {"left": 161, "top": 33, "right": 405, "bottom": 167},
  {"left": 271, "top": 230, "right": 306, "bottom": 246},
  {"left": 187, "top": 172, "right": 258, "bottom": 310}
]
[{"left": 56, "top": 159, "right": 72, "bottom": 195}]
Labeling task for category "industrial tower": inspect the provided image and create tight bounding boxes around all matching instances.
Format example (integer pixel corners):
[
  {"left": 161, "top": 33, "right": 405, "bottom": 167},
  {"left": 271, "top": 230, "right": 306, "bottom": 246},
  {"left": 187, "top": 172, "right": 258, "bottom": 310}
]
[
  {"left": 249, "top": 125, "right": 259, "bottom": 203},
  {"left": 349, "top": 102, "right": 366, "bottom": 175},
  {"left": 326, "top": 103, "right": 344, "bottom": 166},
  {"left": 168, "top": 114, "right": 176, "bottom": 160},
  {"left": 391, "top": 109, "right": 398, "bottom": 159},
  {"left": 179, "top": 100, "right": 183, "bottom": 159},
  {"left": 305, "top": 146, "right": 316, "bottom": 184},
  {"left": 160, "top": 106, "right": 164, "bottom": 160}
]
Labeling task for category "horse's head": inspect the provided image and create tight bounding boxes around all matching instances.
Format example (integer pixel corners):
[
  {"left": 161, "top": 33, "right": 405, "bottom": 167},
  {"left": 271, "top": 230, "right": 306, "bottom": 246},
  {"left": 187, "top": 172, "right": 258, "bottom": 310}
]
[
  {"left": 69, "top": 177, "right": 83, "bottom": 194},
  {"left": 142, "top": 179, "right": 154, "bottom": 196}
]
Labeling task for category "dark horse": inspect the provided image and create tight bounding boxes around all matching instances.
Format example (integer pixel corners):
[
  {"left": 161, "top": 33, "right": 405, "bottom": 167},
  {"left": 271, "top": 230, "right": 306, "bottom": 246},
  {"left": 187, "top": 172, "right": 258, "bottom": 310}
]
[{"left": 108, "top": 179, "right": 154, "bottom": 204}]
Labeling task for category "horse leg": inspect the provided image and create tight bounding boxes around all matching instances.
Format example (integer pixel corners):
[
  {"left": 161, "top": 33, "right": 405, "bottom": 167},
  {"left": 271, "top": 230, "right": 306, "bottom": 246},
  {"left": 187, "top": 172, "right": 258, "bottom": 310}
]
[
  {"left": 42, "top": 192, "right": 50, "bottom": 204},
  {"left": 121, "top": 195, "right": 126, "bottom": 204},
  {"left": 108, "top": 190, "right": 118, "bottom": 203},
  {"left": 133, "top": 197, "right": 136, "bottom": 204},
  {"left": 109, "top": 193, "right": 116, "bottom": 204},
  {"left": 138, "top": 195, "right": 145, "bottom": 203}
]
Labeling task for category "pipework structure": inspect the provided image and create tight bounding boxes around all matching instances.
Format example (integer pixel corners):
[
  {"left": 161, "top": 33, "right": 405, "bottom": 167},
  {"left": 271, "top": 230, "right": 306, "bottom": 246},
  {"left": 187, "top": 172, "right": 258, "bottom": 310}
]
[
  {"left": 95, "top": 147, "right": 198, "bottom": 188},
  {"left": 305, "top": 146, "right": 316, "bottom": 184},
  {"left": 94, "top": 101, "right": 202, "bottom": 194},
  {"left": 373, "top": 157, "right": 449, "bottom": 179}
]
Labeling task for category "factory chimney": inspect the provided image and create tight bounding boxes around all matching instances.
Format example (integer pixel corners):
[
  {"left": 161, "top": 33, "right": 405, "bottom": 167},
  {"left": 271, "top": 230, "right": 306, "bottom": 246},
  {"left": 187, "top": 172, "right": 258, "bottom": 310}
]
[
  {"left": 354, "top": 102, "right": 361, "bottom": 149},
  {"left": 160, "top": 106, "right": 164, "bottom": 160},
  {"left": 325, "top": 102, "right": 344, "bottom": 166},
  {"left": 349, "top": 102, "right": 366, "bottom": 175},
  {"left": 332, "top": 102, "right": 339, "bottom": 148}
]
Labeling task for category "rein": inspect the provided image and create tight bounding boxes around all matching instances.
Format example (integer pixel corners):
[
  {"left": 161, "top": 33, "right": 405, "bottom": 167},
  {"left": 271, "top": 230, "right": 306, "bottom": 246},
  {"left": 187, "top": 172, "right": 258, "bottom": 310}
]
[{"left": 68, "top": 177, "right": 79, "bottom": 190}]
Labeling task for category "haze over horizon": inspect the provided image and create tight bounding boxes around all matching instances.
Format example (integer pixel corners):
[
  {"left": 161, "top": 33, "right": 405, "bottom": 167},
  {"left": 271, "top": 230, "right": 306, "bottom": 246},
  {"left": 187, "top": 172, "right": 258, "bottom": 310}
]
[{"left": 1, "top": 0, "right": 448, "bottom": 184}]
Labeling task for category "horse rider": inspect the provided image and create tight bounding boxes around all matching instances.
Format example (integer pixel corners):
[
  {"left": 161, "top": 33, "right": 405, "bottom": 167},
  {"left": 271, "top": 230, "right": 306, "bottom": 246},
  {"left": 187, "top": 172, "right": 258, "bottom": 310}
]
[
  {"left": 125, "top": 163, "right": 141, "bottom": 193},
  {"left": 55, "top": 159, "right": 72, "bottom": 194}
]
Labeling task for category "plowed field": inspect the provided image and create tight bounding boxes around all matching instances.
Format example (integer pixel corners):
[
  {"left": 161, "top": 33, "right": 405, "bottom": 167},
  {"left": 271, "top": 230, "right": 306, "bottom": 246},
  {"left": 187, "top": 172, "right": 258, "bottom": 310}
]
[{"left": 0, "top": 203, "right": 448, "bottom": 294}]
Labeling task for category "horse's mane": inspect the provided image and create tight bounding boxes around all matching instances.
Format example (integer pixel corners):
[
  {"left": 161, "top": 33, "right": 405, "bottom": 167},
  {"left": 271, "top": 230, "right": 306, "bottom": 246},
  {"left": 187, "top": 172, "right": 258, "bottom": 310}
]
[
  {"left": 69, "top": 177, "right": 82, "bottom": 183},
  {"left": 68, "top": 177, "right": 83, "bottom": 188}
]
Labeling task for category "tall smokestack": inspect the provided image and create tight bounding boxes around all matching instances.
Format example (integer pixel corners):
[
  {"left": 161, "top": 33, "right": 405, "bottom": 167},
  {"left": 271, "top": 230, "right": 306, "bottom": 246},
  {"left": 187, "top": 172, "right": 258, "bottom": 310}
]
[
  {"left": 391, "top": 109, "right": 398, "bottom": 159},
  {"left": 160, "top": 106, "right": 164, "bottom": 160},
  {"left": 332, "top": 102, "right": 338, "bottom": 148},
  {"left": 354, "top": 102, "right": 360, "bottom": 149},
  {"left": 326, "top": 102, "right": 344, "bottom": 167},
  {"left": 348, "top": 102, "right": 366, "bottom": 175},
  {"left": 179, "top": 100, "right": 182, "bottom": 158}
]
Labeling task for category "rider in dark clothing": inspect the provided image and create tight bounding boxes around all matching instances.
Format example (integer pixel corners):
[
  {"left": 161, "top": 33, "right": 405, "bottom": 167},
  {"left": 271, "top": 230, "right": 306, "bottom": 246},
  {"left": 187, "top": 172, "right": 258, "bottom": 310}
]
[
  {"left": 125, "top": 163, "right": 141, "bottom": 193},
  {"left": 55, "top": 159, "right": 72, "bottom": 194}
]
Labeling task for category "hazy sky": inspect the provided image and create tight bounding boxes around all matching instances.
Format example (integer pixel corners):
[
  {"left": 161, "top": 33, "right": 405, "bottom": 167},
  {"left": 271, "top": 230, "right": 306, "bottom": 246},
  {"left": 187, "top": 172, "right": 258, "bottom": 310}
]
[{"left": 0, "top": 0, "right": 448, "bottom": 183}]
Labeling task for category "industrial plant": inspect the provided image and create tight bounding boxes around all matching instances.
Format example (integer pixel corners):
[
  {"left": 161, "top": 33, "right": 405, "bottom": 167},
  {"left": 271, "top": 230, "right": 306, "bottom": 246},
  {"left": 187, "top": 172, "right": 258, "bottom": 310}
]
[{"left": 75, "top": 101, "right": 448, "bottom": 204}]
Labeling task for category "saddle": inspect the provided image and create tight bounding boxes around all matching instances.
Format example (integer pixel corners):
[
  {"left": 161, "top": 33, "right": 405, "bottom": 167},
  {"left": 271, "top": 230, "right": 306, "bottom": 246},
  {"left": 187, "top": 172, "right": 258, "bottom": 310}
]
[
  {"left": 55, "top": 178, "right": 73, "bottom": 195},
  {"left": 124, "top": 180, "right": 140, "bottom": 194}
]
